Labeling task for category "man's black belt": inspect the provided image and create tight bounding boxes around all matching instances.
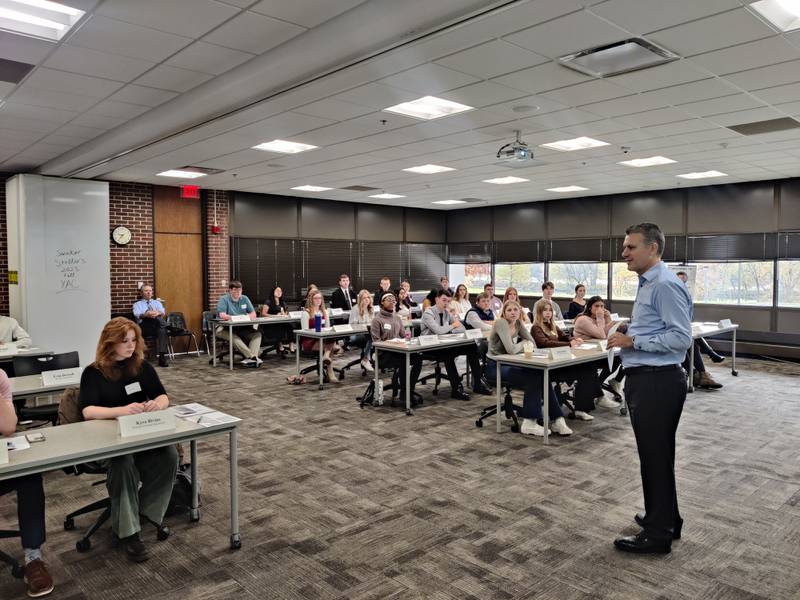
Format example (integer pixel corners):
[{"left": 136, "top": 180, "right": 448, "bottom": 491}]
[{"left": 624, "top": 364, "right": 682, "bottom": 375}]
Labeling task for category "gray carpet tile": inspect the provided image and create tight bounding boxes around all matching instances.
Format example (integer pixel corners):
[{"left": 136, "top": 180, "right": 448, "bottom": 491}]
[{"left": 2, "top": 350, "right": 799, "bottom": 600}]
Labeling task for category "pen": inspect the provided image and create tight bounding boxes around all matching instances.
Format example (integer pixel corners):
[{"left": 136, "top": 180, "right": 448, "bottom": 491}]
[{"left": 197, "top": 416, "right": 203, "bottom": 424}]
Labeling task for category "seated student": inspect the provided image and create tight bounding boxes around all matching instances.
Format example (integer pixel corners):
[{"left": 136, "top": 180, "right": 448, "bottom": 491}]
[
  {"left": 573, "top": 296, "right": 625, "bottom": 407},
  {"left": 132, "top": 284, "right": 169, "bottom": 367},
  {"left": 439, "top": 276, "right": 454, "bottom": 295},
  {"left": 675, "top": 270, "right": 723, "bottom": 390},
  {"left": 330, "top": 273, "right": 357, "bottom": 311},
  {"left": 0, "top": 370, "right": 54, "bottom": 597},
  {"left": 464, "top": 292, "right": 495, "bottom": 332},
  {"left": 452, "top": 284, "right": 472, "bottom": 314},
  {"left": 483, "top": 283, "right": 503, "bottom": 314},
  {"left": 533, "top": 281, "right": 564, "bottom": 321},
  {"left": 395, "top": 288, "right": 413, "bottom": 318},
  {"left": 216, "top": 280, "right": 262, "bottom": 367},
  {"left": 400, "top": 280, "right": 417, "bottom": 307},
  {"left": 485, "top": 300, "right": 572, "bottom": 437},
  {"left": 371, "top": 293, "right": 423, "bottom": 404},
  {"left": 420, "top": 290, "right": 491, "bottom": 399},
  {"left": 503, "top": 287, "right": 531, "bottom": 323},
  {"left": 421, "top": 288, "right": 438, "bottom": 312},
  {"left": 0, "top": 314, "right": 32, "bottom": 347},
  {"left": 348, "top": 290, "right": 374, "bottom": 372},
  {"left": 297, "top": 284, "right": 319, "bottom": 311},
  {"left": 260, "top": 286, "right": 295, "bottom": 353},
  {"left": 301, "top": 290, "right": 338, "bottom": 382},
  {"left": 79, "top": 317, "right": 178, "bottom": 563},
  {"left": 374, "top": 277, "right": 392, "bottom": 305},
  {"left": 531, "top": 300, "right": 596, "bottom": 421},
  {"left": 565, "top": 284, "right": 587, "bottom": 319}
]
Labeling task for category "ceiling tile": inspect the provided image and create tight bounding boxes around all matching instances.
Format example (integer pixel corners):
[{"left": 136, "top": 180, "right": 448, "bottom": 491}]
[
  {"left": 88, "top": 99, "right": 150, "bottom": 119},
  {"left": 204, "top": 11, "right": 306, "bottom": 54},
  {"left": 378, "top": 63, "right": 480, "bottom": 95},
  {"left": 250, "top": 0, "right": 366, "bottom": 28},
  {"left": 435, "top": 40, "right": 548, "bottom": 79},
  {"left": 439, "top": 81, "right": 528, "bottom": 108},
  {"left": 134, "top": 65, "right": 214, "bottom": 93},
  {"left": 44, "top": 45, "right": 155, "bottom": 82},
  {"left": 678, "top": 93, "right": 766, "bottom": 117},
  {"left": 333, "top": 82, "right": 419, "bottom": 110},
  {"left": 165, "top": 41, "right": 255, "bottom": 76},
  {"left": 723, "top": 60, "right": 800, "bottom": 91},
  {"left": 581, "top": 93, "right": 669, "bottom": 118},
  {"left": 616, "top": 107, "right": 693, "bottom": 128},
  {"left": 610, "top": 60, "right": 710, "bottom": 93},
  {"left": 689, "top": 37, "right": 800, "bottom": 75},
  {"left": 589, "top": 0, "right": 741, "bottom": 35},
  {"left": 492, "top": 61, "right": 592, "bottom": 95},
  {"left": 0, "top": 102, "right": 78, "bottom": 124},
  {"left": 707, "top": 106, "right": 787, "bottom": 127},
  {"left": 0, "top": 31, "right": 55, "bottom": 64},
  {"left": 751, "top": 82, "right": 800, "bottom": 105},
  {"left": 21, "top": 67, "right": 123, "bottom": 98},
  {"left": 642, "top": 78, "right": 740, "bottom": 106},
  {"left": 67, "top": 16, "right": 193, "bottom": 62},
  {"left": 540, "top": 79, "right": 632, "bottom": 106},
  {"left": 107, "top": 85, "right": 179, "bottom": 107},
  {"left": 0, "top": 81, "right": 15, "bottom": 99},
  {"left": 293, "top": 98, "right": 373, "bottom": 121},
  {"left": 96, "top": 0, "right": 240, "bottom": 38},
  {"left": 70, "top": 113, "right": 125, "bottom": 129},
  {"left": 8, "top": 87, "right": 99, "bottom": 112}
]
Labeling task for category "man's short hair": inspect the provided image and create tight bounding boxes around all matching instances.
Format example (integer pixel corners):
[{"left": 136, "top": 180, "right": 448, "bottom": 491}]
[
  {"left": 381, "top": 276, "right": 390, "bottom": 282},
  {"left": 435, "top": 289, "right": 452, "bottom": 299},
  {"left": 339, "top": 273, "right": 349, "bottom": 280},
  {"left": 476, "top": 292, "right": 491, "bottom": 302},
  {"left": 542, "top": 281, "right": 554, "bottom": 291},
  {"left": 625, "top": 222, "right": 665, "bottom": 256},
  {"left": 229, "top": 280, "right": 242, "bottom": 289},
  {"left": 675, "top": 270, "right": 687, "bottom": 277},
  {"left": 483, "top": 283, "right": 493, "bottom": 290},
  {"left": 440, "top": 276, "right": 448, "bottom": 283}
]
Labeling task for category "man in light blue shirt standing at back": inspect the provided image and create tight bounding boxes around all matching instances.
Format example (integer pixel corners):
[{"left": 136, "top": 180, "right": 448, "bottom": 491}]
[{"left": 608, "top": 222, "right": 692, "bottom": 555}]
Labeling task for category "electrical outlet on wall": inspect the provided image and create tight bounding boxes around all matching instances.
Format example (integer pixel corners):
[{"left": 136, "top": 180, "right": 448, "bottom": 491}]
[{"left": 137, "top": 281, "right": 143, "bottom": 289}]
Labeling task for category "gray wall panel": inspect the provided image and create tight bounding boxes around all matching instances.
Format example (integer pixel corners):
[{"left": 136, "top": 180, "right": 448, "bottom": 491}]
[
  {"left": 777, "top": 309, "right": 800, "bottom": 334},
  {"left": 611, "top": 190, "right": 684, "bottom": 235},
  {"left": 300, "top": 198, "right": 355, "bottom": 239},
  {"left": 547, "top": 196, "right": 610, "bottom": 239},
  {"left": 687, "top": 183, "right": 775, "bottom": 234},
  {"left": 447, "top": 207, "right": 492, "bottom": 242},
  {"left": 406, "top": 208, "right": 446, "bottom": 242},
  {"left": 692, "top": 305, "right": 771, "bottom": 331},
  {"left": 780, "top": 179, "right": 800, "bottom": 230},
  {"left": 232, "top": 193, "right": 298, "bottom": 238},
  {"left": 493, "top": 203, "right": 546, "bottom": 240},
  {"left": 357, "top": 205, "right": 404, "bottom": 241}
]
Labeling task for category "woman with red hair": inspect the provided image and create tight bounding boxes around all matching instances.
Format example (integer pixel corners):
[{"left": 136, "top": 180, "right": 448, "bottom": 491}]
[{"left": 79, "top": 317, "right": 178, "bottom": 563}]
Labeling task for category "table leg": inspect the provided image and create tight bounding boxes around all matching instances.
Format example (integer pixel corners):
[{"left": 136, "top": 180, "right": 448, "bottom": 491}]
[
  {"left": 295, "top": 333, "right": 300, "bottom": 378},
  {"left": 229, "top": 428, "right": 241, "bottom": 550},
  {"left": 731, "top": 328, "right": 738, "bottom": 376},
  {"left": 228, "top": 324, "right": 234, "bottom": 371},
  {"left": 542, "top": 368, "right": 549, "bottom": 445},
  {"left": 318, "top": 339, "right": 324, "bottom": 390},
  {"left": 212, "top": 326, "right": 217, "bottom": 367},
  {"left": 405, "top": 353, "right": 412, "bottom": 416},
  {"left": 495, "top": 361, "right": 502, "bottom": 433},
  {"left": 189, "top": 441, "right": 199, "bottom": 522},
  {"left": 688, "top": 339, "right": 695, "bottom": 393}
]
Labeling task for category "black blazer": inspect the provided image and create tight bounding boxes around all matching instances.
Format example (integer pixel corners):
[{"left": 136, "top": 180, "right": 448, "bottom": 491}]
[
  {"left": 330, "top": 287, "right": 357, "bottom": 310},
  {"left": 264, "top": 298, "right": 287, "bottom": 315}
]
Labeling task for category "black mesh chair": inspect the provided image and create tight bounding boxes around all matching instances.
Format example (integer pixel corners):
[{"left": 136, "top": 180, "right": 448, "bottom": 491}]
[
  {"left": 13, "top": 351, "right": 80, "bottom": 426},
  {"left": 0, "top": 530, "right": 24, "bottom": 578},
  {"left": 475, "top": 386, "right": 521, "bottom": 432},
  {"left": 165, "top": 312, "right": 201, "bottom": 358}
]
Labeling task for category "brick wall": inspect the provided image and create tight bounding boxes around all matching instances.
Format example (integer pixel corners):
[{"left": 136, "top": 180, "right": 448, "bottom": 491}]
[
  {"left": 205, "top": 189, "right": 230, "bottom": 310},
  {"left": 0, "top": 174, "right": 8, "bottom": 315},
  {"left": 109, "top": 181, "right": 155, "bottom": 314}
]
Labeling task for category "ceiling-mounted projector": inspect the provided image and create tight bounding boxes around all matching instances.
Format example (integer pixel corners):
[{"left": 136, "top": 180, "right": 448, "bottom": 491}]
[{"left": 496, "top": 130, "right": 533, "bottom": 161}]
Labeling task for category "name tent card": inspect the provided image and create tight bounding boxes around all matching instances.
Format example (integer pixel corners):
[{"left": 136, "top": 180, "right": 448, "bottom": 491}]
[
  {"left": 118, "top": 409, "right": 176, "bottom": 438},
  {"left": 465, "top": 329, "right": 484, "bottom": 340},
  {"left": 332, "top": 324, "right": 353, "bottom": 333},
  {"left": 41, "top": 367, "right": 82, "bottom": 387},
  {"left": 550, "top": 347, "right": 573, "bottom": 360},
  {"left": 0, "top": 440, "right": 7, "bottom": 465},
  {"left": 288, "top": 311, "right": 305, "bottom": 320},
  {"left": 554, "top": 320, "right": 566, "bottom": 329},
  {"left": 610, "top": 313, "right": 620, "bottom": 321},
  {"left": 330, "top": 308, "right": 344, "bottom": 316},
  {"left": 229, "top": 314, "right": 250, "bottom": 323},
  {"left": 419, "top": 335, "right": 439, "bottom": 347},
  {"left": 719, "top": 318, "right": 733, "bottom": 328}
]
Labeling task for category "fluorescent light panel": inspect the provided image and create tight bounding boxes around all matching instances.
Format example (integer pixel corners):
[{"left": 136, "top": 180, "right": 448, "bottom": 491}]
[
  {"left": 676, "top": 170, "right": 728, "bottom": 180},
  {"left": 539, "top": 137, "right": 610, "bottom": 152},
  {"left": 402, "top": 164, "right": 455, "bottom": 174},
  {"left": 383, "top": 95, "right": 473, "bottom": 120},
  {"left": 432, "top": 200, "right": 466, "bottom": 205},
  {"left": 291, "top": 185, "right": 331, "bottom": 192},
  {"left": 0, "top": 0, "right": 83, "bottom": 40},
  {"left": 547, "top": 185, "right": 589, "bottom": 192},
  {"left": 749, "top": 0, "right": 800, "bottom": 32},
  {"left": 252, "top": 139, "right": 317, "bottom": 153},
  {"left": 483, "top": 176, "right": 529, "bottom": 185},
  {"left": 619, "top": 156, "right": 676, "bottom": 167},
  {"left": 157, "top": 170, "right": 206, "bottom": 179},
  {"left": 369, "top": 193, "right": 405, "bottom": 199}
]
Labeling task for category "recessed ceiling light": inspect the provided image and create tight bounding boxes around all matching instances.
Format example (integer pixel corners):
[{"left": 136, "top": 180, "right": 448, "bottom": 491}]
[
  {"left": 252, "top": 139, "right": 317, "bottom": 153},
  {"left": 547, "top": 185, "right": 589, "bottom": 192},
  {"left": 157, "top": 170, "right": 206, "bottom": 179},
  {"left": 676, "top": 170, "right": 728, "bottom": 180},
  {"left": 0, "top": 0, "right": 84, "bottom": 41},
  {"left": 432, "top": 200, "right": 466, "bottom": 205},
  {"left": 403, "top": 164, "right": 455, "bottom": 174},
  {"left": 483, "top": 176, "right": 529, "bottom": 185},
  {"left": 749, "top": 0, "right": 800, "bottom": 32},
  {"left": 619, "top": 156, "right": 676, "bottom": 167},
  {"left": 383, "top": 96, "right": 473, "bottom": 120},
  {"left": 291, "top": 185, "right": 332, "bottom": 192},
  {"left": 369, "top": 193, "right": 405, "bottom": 199},
  {"left": 539, "top": 136, "right": 610, "bottom": 152}
]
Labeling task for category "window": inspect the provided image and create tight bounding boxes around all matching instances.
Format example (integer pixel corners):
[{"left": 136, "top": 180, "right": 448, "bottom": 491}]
[
  {"left": 692, "top": 262, "right": 773, "bottom": 306},
  {"left": 494, "top": 263, "right": 545, "bottom": 296},
  {"left": 778, "top": 260, "right": 800, "bottom": 307},
  {"left": 611, "top": 262, "right": 639, "bottom": 301},
  {"left": 448, "top": 263, "right": 491, "bottom": 294},
  {"left": 548, "top": 263, "right": 608, "bottom": 298}
]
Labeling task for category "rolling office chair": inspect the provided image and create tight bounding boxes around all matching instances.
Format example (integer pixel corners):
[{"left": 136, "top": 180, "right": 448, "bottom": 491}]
[
  {"left": 475, "top": 384, "right": 521, "bottom": 432},
  {"left": 12, "top": 351, "right": 80, "bottom": 427},
  {"left": 0, "top": 531, "right": 24, "bottom": 579},
  {"left": 165, "top": 312, "right": 201, "bottom": 358}
]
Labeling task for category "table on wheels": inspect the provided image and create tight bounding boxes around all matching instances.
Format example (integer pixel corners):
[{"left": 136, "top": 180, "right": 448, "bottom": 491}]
[{"left": 688, "top": 321, "right": 739, "bottom": 392}]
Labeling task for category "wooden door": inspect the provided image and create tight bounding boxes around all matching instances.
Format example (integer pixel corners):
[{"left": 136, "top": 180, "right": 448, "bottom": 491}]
[{"left": 154, "top": 186, "right": 203, "bottom": 350}]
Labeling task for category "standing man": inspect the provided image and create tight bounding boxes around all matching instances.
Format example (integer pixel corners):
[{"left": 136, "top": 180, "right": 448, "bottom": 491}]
[
  {"left": 216, "top": 281, "right": 263, "bottom": 367},
  {"left": 534, "top": 282, "right": 564, "bottom": 321},
  {"left": 132, "top": 284, "right": 169, "bottom": 367},
  {"left": 608, "top": 223, "right": 692, "bottom": 554},
  {"left": 330, "top": 273, "right": 357, "bottom": 311}
]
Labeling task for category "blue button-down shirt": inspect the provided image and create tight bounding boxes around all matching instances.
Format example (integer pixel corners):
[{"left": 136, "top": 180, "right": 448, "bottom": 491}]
[
  {"left": 621, "top": 261, "right": 692, "bottom": 368},
  {"left": 132, "top": 298, "right": 165, "bottom": 321},
  {"left": 216, "top": 293, "right": 254, "bottom": 317}
]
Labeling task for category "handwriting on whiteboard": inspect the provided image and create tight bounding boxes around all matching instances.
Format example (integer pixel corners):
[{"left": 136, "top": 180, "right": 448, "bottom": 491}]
[{"left": 54, "top": 248, "right": 87, "bottom": 293}]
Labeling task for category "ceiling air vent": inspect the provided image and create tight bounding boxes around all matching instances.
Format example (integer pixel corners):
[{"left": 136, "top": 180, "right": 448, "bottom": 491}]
[
  {"left": 726, "top": 117, "right": 800, "bottom": 136},
  {"left": 0, "top": 58, "right": 34, "bottom": 84},
  {"left": 178, "top": 166, "right": 225, "bottom": 175},
  {"left": 340, "top": 185, "right": 380, "bottom": 191},
  {"left": 558, "top": 38, "right": 679, "bottom": 78}
]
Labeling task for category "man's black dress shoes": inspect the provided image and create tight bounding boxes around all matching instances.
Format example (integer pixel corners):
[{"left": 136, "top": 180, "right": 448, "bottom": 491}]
[
  {"left": 451, "top": 388, "right": 471, "bottom": 401},
  {"left": 634, "top": 512, "right": 682, "bottom": 539},
  {"left": 613, "top": 532, "right": 671, "bottom": 554}
]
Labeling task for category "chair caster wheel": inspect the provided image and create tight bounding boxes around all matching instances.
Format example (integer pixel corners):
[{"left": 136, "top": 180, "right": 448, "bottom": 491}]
[
  {"left": 64, "top": 518, "right": 75, "bottom": 531},
  {"left": 732, "top": 370, "right": 738, "bottom": 376},
  {"left": 76, "top": 538, "right": 91, "bottom": 552},
  {"left": 230, "top": 535, "right": 241, "bottom": 550},
  {"left": 157, "top": 526, "right": 170, "bottom": 541},
  {"left": 189, "top": 509, "right": 200, "bottom": 522},
  {"left": 432, "top": 390, "right": 438, "bottom": 396},
  {"left": 620, "top": 407, "right": 628, "bottom": 416},
  {"left": 338, "top": 372, "right": 345, "bottom": 381},
  {"left": 475, "top": 420, "right": 483, "bottom": 428},
  {"left": 405, "top": 409, "right": 413, "bottom": 416},
  {"left": 11, "top": 563, "right": 24, "bottom": 578},
  {"left": 510, "top": 424, "right": 520, "bottom": 433}
]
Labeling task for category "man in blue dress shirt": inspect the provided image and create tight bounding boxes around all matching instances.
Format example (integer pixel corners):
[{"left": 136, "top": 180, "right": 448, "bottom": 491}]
[
  {"left": 608, "top": 223, "right": 692, "bottom": 554},
  {"left": 132, "top": 284, "right": 169, "bottom": 367}
]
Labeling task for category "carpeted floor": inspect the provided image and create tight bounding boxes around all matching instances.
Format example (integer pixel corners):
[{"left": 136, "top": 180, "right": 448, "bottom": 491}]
[{"left": 2, "top": 349, "right": 799, "bottom": 600}]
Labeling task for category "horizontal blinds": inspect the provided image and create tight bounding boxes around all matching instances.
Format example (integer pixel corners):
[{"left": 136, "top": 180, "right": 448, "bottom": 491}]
[
  {"left": 688, "top": 233, "right": 776, "bottom": 261},
  {"left": 549, "top": 238, "right": 607, "bottom": 262},
  {"left": 494, "top": 240, "right": 544, "bottom": 262},
  {"left": 778, "top": 232, "right": 800, "bottom": 259},
  {"left": 447, "top": 242, "right": 491, "bottom": 263},
  {"left": 302, "top": 240, "right": 354, "bottom": 298},
  {"left": 358, "top": 242, "right": 405, "bottom": 292},
  {"left": 406, "top": 243, "right": 446, "bottom": 290},
  {"left": 610, "top": 235, "right": 685, "bottom": 262}
]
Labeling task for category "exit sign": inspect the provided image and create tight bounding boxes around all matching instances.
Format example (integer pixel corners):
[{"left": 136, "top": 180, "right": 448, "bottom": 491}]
[{"left": 180, "top": 185, "right": 200, "bottom": 199}]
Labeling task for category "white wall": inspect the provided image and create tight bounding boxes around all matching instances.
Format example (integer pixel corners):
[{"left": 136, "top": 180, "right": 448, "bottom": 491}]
[{"left": 6, "top": 175, "right": 110, "bottom": 366}]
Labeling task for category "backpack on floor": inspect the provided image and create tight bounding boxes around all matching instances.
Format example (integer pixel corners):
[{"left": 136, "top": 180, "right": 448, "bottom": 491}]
[{"left": 166, "top": 464, "right": 200, "bottom": 517}]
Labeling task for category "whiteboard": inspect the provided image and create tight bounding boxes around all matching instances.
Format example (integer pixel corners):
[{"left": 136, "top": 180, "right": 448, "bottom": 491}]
[{"left": 7, "top": 175, "right": 110, "bottom": 366}]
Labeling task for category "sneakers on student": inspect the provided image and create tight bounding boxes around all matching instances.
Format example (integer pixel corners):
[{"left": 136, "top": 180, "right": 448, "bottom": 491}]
[
  {"left": 24, "top": 559, "right": 54, "bottom": 598},
  {"left": 254, "top": 357, "right": 263, "bottom": 367},
  {"left": 241, "top": 358, "right": 256, "bottom": 366},
  {"left": 520, "top": 418, "right": 548, "bottom": 437},
  {"left": 550, "top": 417, "right": 573, "bottom": 436},
  {"left": 120, "top": 533, "right": 148, "bottom": 563},
  {"left": 574, "top": 410, "right": 594, "bottom": 421},
  {"left": 597, "top": 396, "right": 620, "bottom": 409},
  {"left": 360, "top": 358, "right": 374, "bottom": 372}
]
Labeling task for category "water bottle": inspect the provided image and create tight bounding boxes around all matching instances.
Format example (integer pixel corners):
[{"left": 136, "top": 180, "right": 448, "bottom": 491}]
[
  {"left": 404, "top": 326, "right": 412, "bottom": 342},
  {"left": 314, "top": 311, "right": 322, "bottom": 332}
]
